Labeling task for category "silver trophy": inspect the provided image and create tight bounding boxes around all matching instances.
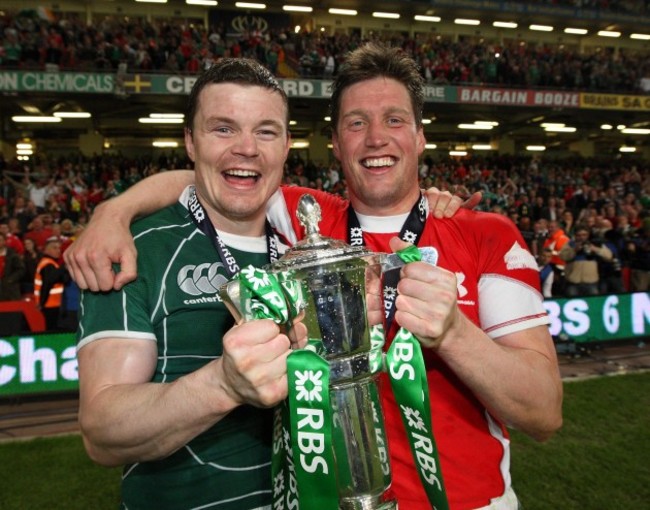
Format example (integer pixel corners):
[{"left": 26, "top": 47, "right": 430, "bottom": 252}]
[{"left": 221, "top": 194, "right": 437, "bottom": 509}]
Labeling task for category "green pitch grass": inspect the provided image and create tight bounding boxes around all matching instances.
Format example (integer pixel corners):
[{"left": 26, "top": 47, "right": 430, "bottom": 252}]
[{"left": 0, "top": 372, "right": 648, "bottom": 509}]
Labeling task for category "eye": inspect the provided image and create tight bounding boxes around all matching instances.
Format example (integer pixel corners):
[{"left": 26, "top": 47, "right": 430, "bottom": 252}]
[
  {"left": 257, "top": 128, "right": 281, "bottom": 140},
  {"left": 387, "top": 117, "right": 404, "bottom": 126},
  {"left": 347, "top": 118, "right": 366, "bottom": 131}
]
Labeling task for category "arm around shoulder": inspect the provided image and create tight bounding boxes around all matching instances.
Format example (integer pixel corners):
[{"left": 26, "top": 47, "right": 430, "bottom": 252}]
[{"left": 65, "top": 170, "right": 195, "bottom": 292}]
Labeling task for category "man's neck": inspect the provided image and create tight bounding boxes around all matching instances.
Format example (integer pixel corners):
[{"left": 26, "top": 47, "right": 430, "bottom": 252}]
[
  {"left": 349, "top": 191, "right": 421, "bottom": 217},
  {"left": 206, "top": 211, "right": 266, "bottom": 238}
]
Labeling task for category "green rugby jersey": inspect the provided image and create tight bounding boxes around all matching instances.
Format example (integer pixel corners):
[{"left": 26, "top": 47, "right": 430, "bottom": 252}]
[{"left": 78, "top": 190, "right": 274, "bottom": 510}]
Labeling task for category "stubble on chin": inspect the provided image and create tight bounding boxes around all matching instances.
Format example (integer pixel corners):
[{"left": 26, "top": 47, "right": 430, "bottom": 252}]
[{"left": 358, "top": 186, "right": 400, "bottom": 210}]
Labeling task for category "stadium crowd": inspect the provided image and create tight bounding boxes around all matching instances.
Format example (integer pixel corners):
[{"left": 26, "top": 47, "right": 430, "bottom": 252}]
[
  {"left": 1, "top": 4, "right": 649, "bottom": 331},
  {"left": 1, "top": 150, "right": 649, "bottom": 327},
  {"left": 1, "top": 8, "right": 649, "bottom": 93}
]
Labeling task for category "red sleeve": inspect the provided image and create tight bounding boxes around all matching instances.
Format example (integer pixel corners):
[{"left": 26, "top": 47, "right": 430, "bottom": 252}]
[{"left": 471, "top": 211, "right": 542, "bottom": 291}]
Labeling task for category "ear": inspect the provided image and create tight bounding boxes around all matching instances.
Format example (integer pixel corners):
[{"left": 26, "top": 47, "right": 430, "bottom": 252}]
[
  {"left": 416, "top": 125, "right": 426, "bottom": 156},
  {"left": 184, "top": 127, "right": 196, "bottom": 162},
  {"left": 285, "top": 131, "right": 292, "bottom": 159},
  {"left": 331, "top": 129, "right": 341, "bottom": 161}
]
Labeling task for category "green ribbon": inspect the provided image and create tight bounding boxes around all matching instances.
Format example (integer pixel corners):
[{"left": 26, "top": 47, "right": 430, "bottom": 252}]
[
  {"left": 385, "top": 247, "right": 449, "bottom": 510},
  {"left": 236, "top": 265, "right": 337, "bottom": 510},
  {"left": 271, "top": 403, "right": 298, "bottom": 510},
  {"left": 396, "top": 244, "right": 423, "bottom": 263},
  {"left": 287, "top": 350, "right": 338, "bottom": 509}
]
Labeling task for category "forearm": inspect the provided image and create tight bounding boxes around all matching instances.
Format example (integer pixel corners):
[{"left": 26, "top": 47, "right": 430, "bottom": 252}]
[
  {"left": 437, "top": 318, "right": 563, "bottom": 441},
  {"left": 80, "top": 360, "right": 237, "bottom": 467}
]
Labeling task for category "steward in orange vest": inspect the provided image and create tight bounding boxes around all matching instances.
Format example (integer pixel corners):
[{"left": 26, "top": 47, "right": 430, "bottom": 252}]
[{"left": 34, "top": 238, "right": 69, "bottom": 330}]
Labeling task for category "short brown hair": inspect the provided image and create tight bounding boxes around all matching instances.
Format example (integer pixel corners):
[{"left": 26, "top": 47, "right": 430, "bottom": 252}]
[{"left": 329, "top": 42, "right": 425, "bottom": 130}]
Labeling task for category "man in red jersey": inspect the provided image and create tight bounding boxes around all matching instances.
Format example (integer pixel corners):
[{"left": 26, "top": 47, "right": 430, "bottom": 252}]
[
  {"left": 265, "top": 44, "right": 562, "bottom": 510},
  {"left": 66, "top": 44, "right": 561, "bottom": 510}
]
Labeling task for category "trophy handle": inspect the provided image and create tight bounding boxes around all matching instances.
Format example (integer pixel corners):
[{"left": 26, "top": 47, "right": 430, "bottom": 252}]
[
  {"left": 379, "top": 246, "right": 439, "bottom": 271},
  {"left": 219, "top": 280, "right": 246, "bottom": 324}
]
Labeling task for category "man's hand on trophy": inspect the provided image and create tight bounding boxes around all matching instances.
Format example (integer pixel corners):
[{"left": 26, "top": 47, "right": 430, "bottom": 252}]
[
  {"left": 424, "top": 186, "right": 482, "bottom": 219},
  {"left": 285, "top": 313, "right": 309, "bottom": 350},
  {"left": 365, "top": 265, "right": 384, "bottom": 327},
  {"left": 218, "top": 319, "right": 302, "bottom": 409},
  {"left": 389, "top": 237, "right": 461, "bottom": 350}
]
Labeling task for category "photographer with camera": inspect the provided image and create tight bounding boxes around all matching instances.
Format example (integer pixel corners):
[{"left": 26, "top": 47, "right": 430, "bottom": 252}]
[{"left": 559, "top": 225, "right": 613, "bottom": 297}]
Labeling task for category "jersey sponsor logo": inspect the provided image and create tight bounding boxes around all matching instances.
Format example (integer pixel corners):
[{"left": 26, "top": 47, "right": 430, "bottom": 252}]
[
  {"left": 456, "top": 272, "right": 476, "bottom": 306},
  {"left": 178, "top": 262, "right": 228, "bottom": 296},
  {"left": 504, "top": 241, "right": 538, "bottom": 270},
  {"left": 456, "top": 272, "right": 468, "bottom": 298}
]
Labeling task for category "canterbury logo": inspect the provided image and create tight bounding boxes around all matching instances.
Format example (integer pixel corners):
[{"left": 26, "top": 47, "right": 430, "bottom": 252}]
[
  {"left": 455, "top": 272, "right": 468, "bottom": 298},
  {"left": 178, "top": 263, "right": 228, "bottom": 296}
]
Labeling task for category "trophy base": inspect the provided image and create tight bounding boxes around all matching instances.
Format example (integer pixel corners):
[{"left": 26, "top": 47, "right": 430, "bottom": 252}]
[{"left": 340, "top": 495, "right": 398, "bottom": 510}]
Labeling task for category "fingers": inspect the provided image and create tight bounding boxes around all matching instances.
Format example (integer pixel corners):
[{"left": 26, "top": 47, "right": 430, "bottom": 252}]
[
  {"left": 394, "top": 263, "right": 459, "bottom": 349},
  {"left": 389, "top": 236, "right": 411, "bottom": 254},
  {"left": 366, "top": 291, "right": 383, "bottom": 327},
  {"left": 424, "top": 187, "right": 482, "bottom": 218},
  {"left": 65, "top": 246, "right": 116, "bottom": 292},
  {"left": 462, "top": 191, "right": 483, "bottom": 211},
  {"left": 286, "top": 319, "right": 308, "bottom": 350},
  {"left": 64, "top": 248, "right": 89, "bottom": 290},
  {"left": 64, "top": 247, "right": 102, "bottom": 292},
  {"left": 221, "top": 320, "right": 292, "bottom": 407},
  {"left": 424, "top": 187, "right": 453, "bottom": 219},
  {"left": 114, "top": 247, "right": 139, "bottom": 291},
  {"left": 64, "top": 240, "right": 138, "bottom": 292},
  {"left": 365, "top": 265, "right": 383, "bottom": 326}
]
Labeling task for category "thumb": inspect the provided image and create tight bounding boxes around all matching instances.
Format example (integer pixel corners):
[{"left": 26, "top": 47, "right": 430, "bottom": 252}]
[
  {"left": 389, "top": 236, "right": 412, "bottom": 254},
  {"left": 113, "top": 248, "right": 138, "bottom": 290},
  {"left": 461, "top": 191, "right": 483, "bottom": 211}
]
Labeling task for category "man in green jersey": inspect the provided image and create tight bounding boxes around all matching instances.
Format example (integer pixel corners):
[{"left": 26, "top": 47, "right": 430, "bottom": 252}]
[{"left": 77, "top": 59, "right": 307, "bottom": 510}]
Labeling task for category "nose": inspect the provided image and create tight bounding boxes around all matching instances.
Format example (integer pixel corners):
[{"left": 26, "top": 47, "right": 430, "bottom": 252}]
[
  {"left": 365, "top": 119, "right": 389, "bottom": 148},
  {"left": 233, "top": 132, "right": 259, "bottom": 157}
]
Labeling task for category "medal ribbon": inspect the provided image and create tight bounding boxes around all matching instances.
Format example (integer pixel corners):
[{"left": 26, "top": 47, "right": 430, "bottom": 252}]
[
  {"left": 187, "top": 186, "right": 279, "bottom": 275},
  {"left": 237, "top": 265, "right": 338, "bottom": 510},
  {"left": 347, "top": 194, "right": 427, "bottom": 332},
  {"left": 386, "top": 246, "right": 449, "bottom": 510}
]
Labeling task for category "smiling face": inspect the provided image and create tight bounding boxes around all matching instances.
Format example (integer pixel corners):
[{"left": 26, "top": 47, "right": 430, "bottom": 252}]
[
  {"left": 185, "top": 82, "right": 290, "bottom": 235},
  {"left": 332, "top": 77, "right": 425, "bottom": 216}
]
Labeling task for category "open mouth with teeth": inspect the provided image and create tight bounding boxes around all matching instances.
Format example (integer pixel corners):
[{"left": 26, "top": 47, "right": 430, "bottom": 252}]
[
  {"left": 361, "top": 157, "right": 396, "bottom": 168},
  {"left": 223, "top": 169, "right": 260, "bottom": 183}
]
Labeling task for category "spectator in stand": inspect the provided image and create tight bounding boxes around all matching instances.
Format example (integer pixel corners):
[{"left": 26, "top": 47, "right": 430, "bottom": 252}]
[
  {"left": 598, "top": 227, "right": 627, "bottom": 295},
  {"left": 0, "top": 231, "right": 25, "bottom": 301},
  {"left": 559, "top": 225, "right": 613, "bottom": 297},
  {"left": 21, "top": 237, "right": 40, "bottom": 296},
  {"left": 0, "top": 221, "right": 24, "bottom": 255},
  {"left": 543, "top": 220, "right": 570, "bottom": 293},
  {"left": 12, "top": 197, "right": 38, "bottom": 235},
  {"left": 624, "top": 218, "right": 650, "bottom": 291},
  {"left": 517, "top": 216, "right": 536, "bottom": 254},
  {"left": 530, "top": 218, "right": 549, "bottom": 262},
  {"left": 539, "top": 247, "right": 555, "bottom": 299},
  {"left": 24, "top": 215, "right": 54, "bottom": 251},
  {"left": 543, "top": 196, "right": 561, "bottom": 222},
  {"left": 34, "top": 237, "right": 69, "bottom": 330},
  {"left": 615, "top": 213, "right": 635, "bottom": 240},
  {"left": 560, "top": 210, "right": 576, "bottom": 237}
]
